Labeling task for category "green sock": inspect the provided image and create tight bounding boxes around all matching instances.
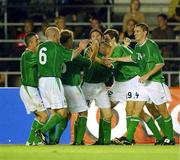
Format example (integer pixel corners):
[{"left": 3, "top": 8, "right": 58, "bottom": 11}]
[
  {"left": 155, "top": 115, "right": 166, "bottom": 136},
  {"left": 34, "top": 120, "right": 44, "bottom": 145},
  {"left": 126, "top": 116, "right": 132, "bottom": 130},
  {"left": 164, "top": 116, "right": 174, "bottom": 140},
  {"left": 41, "top": 113, "right": 62, "bottom": 133},
  {"left": 48, "top": 127, "right": 56, "bottom": 144},
  {"left": 145, "top": 117, "right": 162, "bottom": 141},
  {"left": 54, "top": 117, "right": 68, "bottom": 144},
  {"left": 97, "top": 119, "right": 104, "bottom": 144},
  {"left": 127, "top": 117, "right": 140, "bottom": 142},
  {"left": 73, "top": 120, "right": 78, "bottom": 144},
  {"left": 76, "top": 116, "right": 87, "bottom": 145},
  {"left": 103, "top": 119, "right": 111, "bottom": 145},
  {"left": 27, "top": 119, "right": 40, "bottom": 144}
]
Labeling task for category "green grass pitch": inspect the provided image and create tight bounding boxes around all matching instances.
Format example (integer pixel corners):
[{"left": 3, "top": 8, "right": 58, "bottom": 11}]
[{"left": 0, "top": 144, "right": 179, "bottom": 160}]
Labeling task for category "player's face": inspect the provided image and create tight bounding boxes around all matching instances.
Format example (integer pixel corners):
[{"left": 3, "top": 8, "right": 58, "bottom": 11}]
[
  {"left": 91, "top": 20, "right": 100, "bottom": 29},
  {"left": 31, "top": 35, "right": 39, "bottom": 48},
  {"left": 157, "top": 16, "right": 167, "bottom": 28},
  {"left": 91, "top": 31, "right": 102, "bottom": 42},
  {"left": 134, "top": 26, "right": 146, "bottom": 42},
  {"left": 99, "top": 43, "right": 111, "bottom": 56},
  {"left": 24, "top": 22, "right": 33, "bottom": 33},
  {"left": 127, "top": 20, "right": 135, "bottom": 32},
  {"left": 131, "top": 0, "right": 139, "bottom": 11}
]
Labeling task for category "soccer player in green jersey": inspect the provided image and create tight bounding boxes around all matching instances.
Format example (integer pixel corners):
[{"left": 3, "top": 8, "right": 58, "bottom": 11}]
[
  {"left": 82, "top": 29, "right": 113, "bottom": 145},
  {"left": 107, "top": 24, "right": 174, "bottom": 145},
  {"left": 20, "top": 32, "right": 48, "bottom": 145},
  {"left": 36, "top": 27, "right": 89, "bottom": 144},
  {"left": 102, "top": 29, "right": 164, "bottom": 145},
  {"left": 56, "top": 29, "right": 92, "bottom": 145}
]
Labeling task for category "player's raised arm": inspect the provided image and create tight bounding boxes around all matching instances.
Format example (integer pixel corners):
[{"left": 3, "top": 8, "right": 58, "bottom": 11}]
[
  {"left": 72, "top": 39, "right": 89, "bottom": 59},
  {"left": 107, "top": 55, "right": 133, "bottom": 63}
]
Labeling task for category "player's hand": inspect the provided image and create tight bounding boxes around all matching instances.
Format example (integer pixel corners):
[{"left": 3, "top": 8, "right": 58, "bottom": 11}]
[
  {"left": 123, "top": 37, "right": 131, "bottom": 47},
  {"left": 139, "top": 74, "right": 150, "bottom": 83},
  {"left": 104, "top": 57, "right": 117, "bottom": 62},
  {"left": 79, "top": 39, "right": 89, "bottom": 50},
  {"left": 91, "top": 39, "right": 100, "bottom": 50},
  {"left": 102, "top": 58, "right": 112, "bottom": 68}
]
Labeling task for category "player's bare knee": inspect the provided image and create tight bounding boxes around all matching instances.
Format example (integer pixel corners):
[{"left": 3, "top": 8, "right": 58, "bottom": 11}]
[
  {"left": 110, "top": 101, "right": 118, "bottom": 109},
  {"left": 140, "top": 111, "right": 150, "bottom": 122},
  {"left": 57, "top": 108, "right": 68, "bottom": 118},
  {"left": 146, "top": 103, "right": 160, "bottom": 118},
  {"left": 35, "top": 111, "right": 48, "bottom": 123},
  {"left": 79, "top": 111, "right": 87, "bottom": 117},
  {"left": 102, "top": 110, "right": 112, "bottom": 121},
  {"left": 156, "top": 103, "right": 170, "bottom": 118}
]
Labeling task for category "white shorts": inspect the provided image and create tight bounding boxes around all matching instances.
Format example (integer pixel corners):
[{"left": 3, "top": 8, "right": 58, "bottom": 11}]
[
  {"left": 20, "top": 85, "right": 46, "bottom": 114},
  {"left": 137, "top": 81, "right": 172, "bottom": 105},
  {"left": 125, "top": 76, "right": 143, "bottom": 101},
  {"left": 109, "top": 80, "right": 128, "bottom": 103},
  {"left": 39, "top": 77, "right": 67, "bottom": 109},
  {"left": 63, "top": 85, "right": 88, "bottom": 113},
  {"left": 82, "top": 82, "right": 111, "bottom": 108}
]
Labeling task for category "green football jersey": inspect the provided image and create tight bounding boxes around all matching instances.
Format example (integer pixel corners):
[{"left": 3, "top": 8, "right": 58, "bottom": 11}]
[
  {"left": 38, "top": 41, "right": 72, "bottom": 78},
  {"left": 132, "top": 39, "right": 165, "bottom": 82},
  {"left": 61, "top": 55, "right": 91, "bottom": 86},
  {"left": 84, "top": 52, "right": 111, "bottom": 83},
  {"left": 20, "top": 49, "right": 38, "bottom": 87},
  {"left": 110, "top": 44, "right": 140, "bottom": 82}
]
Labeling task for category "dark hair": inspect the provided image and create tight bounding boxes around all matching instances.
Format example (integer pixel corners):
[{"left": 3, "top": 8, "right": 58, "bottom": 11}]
[
  {"left": 60, "top": 29, "right": 73, "bottom": 45},
  {"left": 135, "top": 23, "right": 149, "bottom": 35},
  {"left": 157, "top": 13, "right": 168, "bottom": 20},
  {"left": 104, "top": 29, "right": 119, "bottom": 43},
  {"left": 24, "top": 19, "right": 33, "bottom": 26},
  {"left": 24, "top": 32, "right": 36, "bottom": 46},
  {"left": 89, "top": 28, "right": 103, "bottom": 38},
  {"left": 127, "top": 18, "right": 137, "bottom": 25},
  {"left": 130, "top": 0, "right": 141, "bottom": 11},
  {"left": 90, "top": 17, "right": 101, "bottom": 23}
]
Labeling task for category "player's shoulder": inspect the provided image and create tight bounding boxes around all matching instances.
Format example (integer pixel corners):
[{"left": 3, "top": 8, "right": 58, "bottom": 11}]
[
  {"left": 38, "top": 40, "right": 57, "bottom": 48},
  {"left": 146, "top": 39, "right": 158, "bottom": 47},
  {"left": 21, "top": 50, "right": 31, "bottom": 58}
]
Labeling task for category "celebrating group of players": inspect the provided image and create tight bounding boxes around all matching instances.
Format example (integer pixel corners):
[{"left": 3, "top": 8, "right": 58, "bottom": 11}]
[{"left": 20, "top": 23, "right": 175, "bottom": 146}]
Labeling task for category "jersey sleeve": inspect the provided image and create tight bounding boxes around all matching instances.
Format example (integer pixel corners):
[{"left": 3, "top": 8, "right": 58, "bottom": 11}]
[
  {"left": 73, "top": 55, "right": 92, "bottom": 68},
  {"left": 111, "top": 46, "right": 124, "bottom": 68},
  {"left": 58, "top": 44, "right": 73, "bottom": 62},
  {"left": 29, "top": 53, "right": 38, "bottom": 66},
  {"left": 152, "top": 43, "right": 164, "bottom": 65}
]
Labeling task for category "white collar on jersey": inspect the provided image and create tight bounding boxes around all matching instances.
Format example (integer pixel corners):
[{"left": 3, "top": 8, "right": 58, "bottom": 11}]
[{"left": 138, "top": 38, "right": 147, "bottom": 47}]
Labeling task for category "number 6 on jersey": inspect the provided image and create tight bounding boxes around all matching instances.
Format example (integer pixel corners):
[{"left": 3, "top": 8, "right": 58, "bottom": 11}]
[{"left": 39, "top": 47, "right": 47, "bottom": 65}]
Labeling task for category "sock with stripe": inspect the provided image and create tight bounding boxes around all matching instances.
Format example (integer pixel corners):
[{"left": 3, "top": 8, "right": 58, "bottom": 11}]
[
  {"left": 164, "top": 116, "right": 174, "bottom": 140},
  {"left": 27, "top": 119, "right": 41, "bottom": 144},
  {"left": 127, "top": 117, "right": 140, "bottom": 142},
  {"left": 41, "top": 113, "right": 63, "bottom": 134},
  {"left": 155, "top": 115, "right": 166, "bottom": 136},
  {"left": 54, "top": 117, "right": 68, "bottom": 144},
  {"left": 126, "top": 115, "right": 132, "bottom": 130},
  {"left": 145, "top": 117, "right": 162, "bottom": 141},
  {"left": 33, "top": 119, "right": 45, "bottom": 145}
]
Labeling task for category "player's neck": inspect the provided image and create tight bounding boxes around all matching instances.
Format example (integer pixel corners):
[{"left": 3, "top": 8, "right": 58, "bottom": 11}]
[
  {"left": 26, "top": 46, "right": 36, "bottom": 53},
  {"left": 137, "top": 38, "right": 146, "bottom": 46}
]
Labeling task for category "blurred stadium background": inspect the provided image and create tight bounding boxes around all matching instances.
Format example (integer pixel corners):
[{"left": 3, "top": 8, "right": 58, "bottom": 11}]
[{"left": 0, "top": 0, "right": 180, "bottom": 148}]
